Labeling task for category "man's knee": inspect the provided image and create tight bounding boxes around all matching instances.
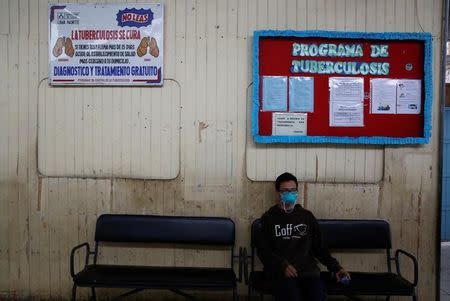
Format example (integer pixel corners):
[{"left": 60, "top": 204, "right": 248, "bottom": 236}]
[
  {"left": 277, "top": 277, "right": 298, "bottom": 289},
  {"left": 275, "top": 278, "right": 301, "bottom": 301},
  {"left": 300, "top": 277, "right": 326, "bottom": 301}
]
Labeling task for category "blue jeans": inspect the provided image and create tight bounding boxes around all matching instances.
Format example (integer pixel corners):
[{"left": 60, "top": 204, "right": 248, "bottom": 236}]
[{"left": 274, "top": 277, "right": 326, "bottom": 301}]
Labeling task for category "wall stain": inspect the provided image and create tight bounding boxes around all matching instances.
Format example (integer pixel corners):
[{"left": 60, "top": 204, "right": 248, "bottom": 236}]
[
  {"left": 315, "top": 155, "right": 318, "bottom": 182},
  {"left": 37, "top": 177, "right": 42, "bottom": 211},
  {"left": 198, "top": 121, "right": 209, "bottom": 143},
  {"left": 303, "top": 182, "right": 308, "bottom": 209}
]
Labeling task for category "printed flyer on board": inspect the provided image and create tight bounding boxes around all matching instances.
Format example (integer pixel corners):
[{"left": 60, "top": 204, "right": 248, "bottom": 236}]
[{"left": 49, "top": 3, "right": 163, "bottom": 86}]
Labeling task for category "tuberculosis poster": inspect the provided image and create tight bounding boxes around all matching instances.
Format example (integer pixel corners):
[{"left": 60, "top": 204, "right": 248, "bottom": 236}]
[{"left": 49, "top": 4, "right": 163, "bottom": 86}]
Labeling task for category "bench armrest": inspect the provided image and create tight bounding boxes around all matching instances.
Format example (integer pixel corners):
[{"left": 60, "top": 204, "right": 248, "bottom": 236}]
[
  {"left": 233, "top": 247, "right": 246, "bottom": 283},
  {"left": 70, "top": 242, "right": 90, "bottom": 278},
  {"left": 237, "top": 247, "right": 243, "bottom": 282},
  {"left": 394, "top": 249, "right": 418, "bottom": 286},
  {"left": 241, "top": 247, "right": 249, "bottom": 285}
]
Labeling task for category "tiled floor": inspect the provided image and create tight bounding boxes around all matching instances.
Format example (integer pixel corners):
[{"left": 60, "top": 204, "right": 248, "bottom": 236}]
[{"left": 442, "top": 242, "right": 450, "bottom": 300}]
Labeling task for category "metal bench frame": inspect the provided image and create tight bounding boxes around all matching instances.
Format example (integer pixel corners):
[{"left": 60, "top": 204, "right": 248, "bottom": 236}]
[
  {"left": 70, "top": 214, "right": 244, "bottom": 301},
  {"left": 244, "top": 219, "right": 418, "bottom": 301}
]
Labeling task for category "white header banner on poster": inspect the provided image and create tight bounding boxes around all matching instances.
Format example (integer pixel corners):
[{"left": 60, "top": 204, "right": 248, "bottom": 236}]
[{"left": 49, "top": 3, "right": 163, "bottom": 86}]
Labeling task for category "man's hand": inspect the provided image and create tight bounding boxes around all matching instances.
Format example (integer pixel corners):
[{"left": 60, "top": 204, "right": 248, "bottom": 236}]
[
  {"left": 335, "top": 268, "right": 350, "bottom": 282},
  {"left": 284, "top": 264, "right": 298, "bottom": 278}
]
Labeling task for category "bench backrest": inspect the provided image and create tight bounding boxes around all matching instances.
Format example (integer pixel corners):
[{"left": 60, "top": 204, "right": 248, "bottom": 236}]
[
  {"left": 95, "top": 214, "right": 235, "bottom": 246},
  {"left": 251, "top": 218, "right": 392, "bottom": 249}
]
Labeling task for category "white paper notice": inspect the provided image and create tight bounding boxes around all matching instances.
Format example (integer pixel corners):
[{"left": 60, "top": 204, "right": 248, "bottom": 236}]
[
  {"left": 370, "top": 79, "right": 397, "bottom": 114},
  {"left": 289, "top": 77, "right": 314, "bottom": 112},
  {"left": 272, "top": 113, "right": 307, "bottom": 136},
  {"left": 396, "top": 79, "right": 421, "bottom": 114},
  {"left": 329, "top": 77, "right": 364, "bottom": 127},
  {"left": 262, "top": 76, "right": 288, "bottom": 111},
  {"left": 329, "top": 102, "right": 364, "bottom": 127},
  {"left": 329, "top": 77, "right": 364, "bottom": 102}
]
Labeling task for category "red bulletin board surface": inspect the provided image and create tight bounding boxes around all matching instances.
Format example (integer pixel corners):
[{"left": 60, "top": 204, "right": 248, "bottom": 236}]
[{"left": 255, "top": 33, "right": 430, "bottom": 141}]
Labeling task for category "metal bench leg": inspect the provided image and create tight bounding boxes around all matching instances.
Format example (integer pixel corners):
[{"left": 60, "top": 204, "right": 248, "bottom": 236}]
[
  {"left": 345, "top": 296, "right": 364, "bottom": 301},
  {"left": 169, "top": 289, "right": 198, "bottom": 300},
  {"left": 109, "top": 288, "right": 144, "bottom": 301},
  {"left": 90, "top": 287, "right": 97, "bottom": 301},
  {"left": 345, "top": 295, "right": 364, "bottom": 301},
  {"left": 71, "top": 284, "right": 77, "bottom": 301}
]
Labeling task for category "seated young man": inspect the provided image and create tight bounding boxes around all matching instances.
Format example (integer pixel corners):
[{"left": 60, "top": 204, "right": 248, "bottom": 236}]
[{"left": 256, "top": 172, "right": 350, "bottom": 301}]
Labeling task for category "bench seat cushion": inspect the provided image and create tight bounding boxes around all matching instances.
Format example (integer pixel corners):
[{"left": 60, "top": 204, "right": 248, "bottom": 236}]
[
  {"left": 74, "top": 265, "right": 236, "bottom": 289},
  {"left": 249, "top": 271, "right": 414, "bottom": 296},
  {"left": 321, "top": 272, "right": 415, "bottom": 296}
]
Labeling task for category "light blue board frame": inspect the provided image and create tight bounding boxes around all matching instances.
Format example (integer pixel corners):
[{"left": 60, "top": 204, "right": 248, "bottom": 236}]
[{"left": 252, "top": 30, "right": 433, "bottom": 145}]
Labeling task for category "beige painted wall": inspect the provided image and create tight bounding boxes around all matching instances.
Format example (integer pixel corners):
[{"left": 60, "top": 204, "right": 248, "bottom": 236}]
[{"left": 0, "top": 0, "right": 444, "bottom": 300}]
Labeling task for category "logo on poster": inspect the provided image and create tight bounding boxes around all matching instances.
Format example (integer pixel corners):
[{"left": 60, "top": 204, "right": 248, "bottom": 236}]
[
  {"left": 56, "top": 11, "right": 79, "bottom": 24},
  {"left": 116, "top": 8, "right": 153, "bottom": 28}
]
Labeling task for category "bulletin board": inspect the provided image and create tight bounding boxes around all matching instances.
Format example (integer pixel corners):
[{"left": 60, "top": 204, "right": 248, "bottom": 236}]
[{"left": 252, "top": 30, "right": 433, "bottom": 144}]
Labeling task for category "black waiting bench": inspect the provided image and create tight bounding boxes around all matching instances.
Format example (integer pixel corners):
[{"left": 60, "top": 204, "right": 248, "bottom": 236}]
[
  {"left": 70, "top": 214, "right": 243, "bottom": 301},
  {"left": 245, "top": 219, "right": 418, "bottom": 301}
]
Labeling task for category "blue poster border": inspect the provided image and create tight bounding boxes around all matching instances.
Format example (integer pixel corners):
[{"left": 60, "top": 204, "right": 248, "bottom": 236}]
[{"left": 252, "top": 30, "right": 433, "bottom": 145}]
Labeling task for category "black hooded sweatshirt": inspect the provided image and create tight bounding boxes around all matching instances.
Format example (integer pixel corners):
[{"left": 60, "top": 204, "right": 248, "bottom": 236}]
[{"left": 256, "top": 204, "right": 342, "bottom": 279}]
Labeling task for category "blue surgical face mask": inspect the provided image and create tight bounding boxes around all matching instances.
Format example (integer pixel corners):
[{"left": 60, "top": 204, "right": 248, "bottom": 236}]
[{"left": 280, "top": 191, "right": 297, "bottom": 205}]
